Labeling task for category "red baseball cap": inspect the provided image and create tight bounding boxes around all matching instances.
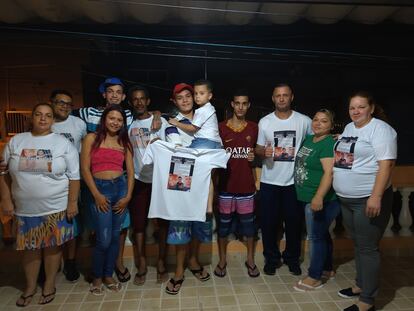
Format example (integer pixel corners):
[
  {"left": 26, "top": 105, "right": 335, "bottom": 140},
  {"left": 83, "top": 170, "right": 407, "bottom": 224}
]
[{"left": 172, "top": 83, "right": 193, "bottom": 98}]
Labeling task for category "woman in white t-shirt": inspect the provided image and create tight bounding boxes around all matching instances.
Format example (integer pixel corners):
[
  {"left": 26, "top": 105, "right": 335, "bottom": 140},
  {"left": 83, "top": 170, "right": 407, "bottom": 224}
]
[
  {"left": 333, "top": 92, "right": 397, "bottom": 311},
  {"left": 0, "top": 103, "right": 80, "bottom": 307}
]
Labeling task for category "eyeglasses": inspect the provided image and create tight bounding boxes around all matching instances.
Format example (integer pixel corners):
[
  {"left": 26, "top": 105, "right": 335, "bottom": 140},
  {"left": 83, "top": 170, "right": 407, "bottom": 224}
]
[{"left": 54, "top": 100, "right": 74, "bottom": 108}]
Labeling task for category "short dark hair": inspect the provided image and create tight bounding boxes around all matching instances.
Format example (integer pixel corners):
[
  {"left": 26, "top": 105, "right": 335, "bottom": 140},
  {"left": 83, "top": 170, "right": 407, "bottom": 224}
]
[
  {"left": 274, "top": 83, "right": 293, "bottom": 94},
  {"left": 194, "top": 79, "right": 213, "bottom": 92},
  {"left": 232, "top": 88, "right": 249, "bottom": 100},
  {"left": 50, "top": 89, "right": 73, "bottom": 101},
  {"left": 127, "top": 85, "right": 150, "bottom": 101}
]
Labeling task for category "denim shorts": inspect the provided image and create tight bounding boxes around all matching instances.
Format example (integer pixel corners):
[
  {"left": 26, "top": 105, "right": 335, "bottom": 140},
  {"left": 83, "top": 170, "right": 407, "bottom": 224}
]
[
  {"left": 167, "top": 219, "right": 212, "bottom": 245},
  {"left": 189, "top": 138, "right": 222, "bottom": 149}
]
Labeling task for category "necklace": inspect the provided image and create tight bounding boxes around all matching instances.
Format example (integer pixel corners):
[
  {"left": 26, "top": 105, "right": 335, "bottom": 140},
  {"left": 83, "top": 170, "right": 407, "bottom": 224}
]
[{"left": 227, "top": 119, "right": 247, "bottom": 132}]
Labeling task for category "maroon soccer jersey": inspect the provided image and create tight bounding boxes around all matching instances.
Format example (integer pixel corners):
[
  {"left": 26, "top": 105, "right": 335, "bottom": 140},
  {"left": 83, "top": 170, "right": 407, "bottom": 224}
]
[{"left": 219, "top": 120, "right": 258, "bottom": 193}]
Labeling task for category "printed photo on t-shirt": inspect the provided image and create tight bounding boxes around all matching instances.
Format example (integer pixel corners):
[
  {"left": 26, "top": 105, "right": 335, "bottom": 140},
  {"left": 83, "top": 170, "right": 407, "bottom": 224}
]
[
  {"left": 273, "top": 130, "right": 296, "bottom": 162},
  {"left": 334, "top": 136, "right": 358, "bottom": 169},
  {"left": 130, "top": 127, "right": 151, "bottom": 148},
  {"left": 167, "top": 156, "right": 195, "bottom": 192},
  {"left": 18, "top": 149, "right": 53, "bottom": 172},
  {"left": 59, "top": 133, "right": 75, "bottom": 144}
]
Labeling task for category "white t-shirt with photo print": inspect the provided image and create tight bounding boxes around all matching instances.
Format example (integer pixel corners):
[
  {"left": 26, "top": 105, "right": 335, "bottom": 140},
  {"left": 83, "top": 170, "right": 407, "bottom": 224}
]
[
  {"left": 257, "top": 110, "right": 312, "bottom": 186},
  {"left": 143, "top": 140, "right": 230, "bottom": 221},
  {"left": 52, "top": 115, "right": 87, "bottom": 152},
  {"left": 3, "top": 132, "right": 80, "bottom": 216},
  {"left": 129, "top": 115, "right": 168, "bottom": 183},
  {"left": 333, "top": 118, "right": 397, "bottom": 198}
]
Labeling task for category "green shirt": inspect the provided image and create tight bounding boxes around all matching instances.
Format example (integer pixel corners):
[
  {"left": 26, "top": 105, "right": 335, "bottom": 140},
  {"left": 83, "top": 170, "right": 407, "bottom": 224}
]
[{"left": 294, "top": 134, "right": 337, "bottom": 203}]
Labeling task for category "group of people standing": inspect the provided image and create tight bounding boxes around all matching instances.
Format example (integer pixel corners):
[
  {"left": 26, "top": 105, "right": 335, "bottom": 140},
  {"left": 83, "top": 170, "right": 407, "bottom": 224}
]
[
  {"left": 255, "top": 85, "right": 396, "bottom": 311},
  {"left": 0, "top": 77, "right": 397, "bottom": 311}
]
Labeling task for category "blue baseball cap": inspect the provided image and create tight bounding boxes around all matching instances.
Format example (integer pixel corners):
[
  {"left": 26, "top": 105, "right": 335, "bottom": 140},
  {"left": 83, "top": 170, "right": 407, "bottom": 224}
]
[{"left": 99, "top": 77, "right": 124, "bottom": 93}]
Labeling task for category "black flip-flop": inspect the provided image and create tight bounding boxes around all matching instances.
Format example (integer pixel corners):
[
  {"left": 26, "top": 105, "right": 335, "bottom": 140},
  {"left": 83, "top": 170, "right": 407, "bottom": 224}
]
[
  {"left": 165, "top": 277, "right": 185, "bottom": 295},
  {"left": 190, "top": 266, "right": 210, "bottom": 282},
  {"left": 245, "top": 261, "right": 260, "bottom": 278},
  {"left": 213, "top": 263, "right": 227, "bottom": 278},
  {"left": 16, "top": 291, "right": 36, "bottom": 307},
  {"left": 115, "top": 266, "right": 131, "bottom": 283},
  {"left": 39, "top": 288, "right": 56, "bottom": 305}
]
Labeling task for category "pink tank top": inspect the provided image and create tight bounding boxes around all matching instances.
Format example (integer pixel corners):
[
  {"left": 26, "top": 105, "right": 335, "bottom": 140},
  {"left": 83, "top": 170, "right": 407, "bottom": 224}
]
[{"left": 91, "top": 147, "right": 124, "bottom": 174}]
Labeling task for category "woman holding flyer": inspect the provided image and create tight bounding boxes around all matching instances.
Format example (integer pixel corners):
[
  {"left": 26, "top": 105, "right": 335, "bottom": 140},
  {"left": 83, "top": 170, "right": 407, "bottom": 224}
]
[{"left": 0, "top": 103, "right": 80, "bottom": 307}]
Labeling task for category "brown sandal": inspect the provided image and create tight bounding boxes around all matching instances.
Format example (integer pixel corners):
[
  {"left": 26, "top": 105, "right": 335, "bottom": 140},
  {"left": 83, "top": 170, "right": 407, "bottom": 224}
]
[
  {"left": 134, "top": 269, "right": 148, "bottom": 286},
  {"left": 16, "top": 291, "right": 36, "bottom": 307}
]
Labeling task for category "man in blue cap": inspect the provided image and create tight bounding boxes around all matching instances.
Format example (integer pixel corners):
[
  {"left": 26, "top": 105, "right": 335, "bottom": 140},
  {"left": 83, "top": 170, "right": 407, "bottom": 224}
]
[{"left": 74, "top": 77, "right": 134, "bottom": 133}]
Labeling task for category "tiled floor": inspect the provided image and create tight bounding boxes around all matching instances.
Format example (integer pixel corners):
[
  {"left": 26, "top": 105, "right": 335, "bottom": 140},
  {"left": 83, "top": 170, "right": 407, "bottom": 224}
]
[{"left": 1, "top": 252, "right": 414, "bottom": 311}]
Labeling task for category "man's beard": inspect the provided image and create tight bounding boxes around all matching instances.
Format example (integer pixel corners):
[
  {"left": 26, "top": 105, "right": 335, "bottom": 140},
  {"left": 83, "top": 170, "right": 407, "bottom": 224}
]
[
  {"left": 134, "top": 110, "right": 145, "bottom": 116},
  {"left": 276, "top": 105, "right": 291, "bottom": 113}
]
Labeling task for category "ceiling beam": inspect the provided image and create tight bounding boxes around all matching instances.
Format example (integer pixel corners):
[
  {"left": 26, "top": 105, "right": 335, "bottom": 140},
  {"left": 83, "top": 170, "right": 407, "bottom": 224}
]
[{"left": 219, "top": 0, "right": 414, "bottom": 7}]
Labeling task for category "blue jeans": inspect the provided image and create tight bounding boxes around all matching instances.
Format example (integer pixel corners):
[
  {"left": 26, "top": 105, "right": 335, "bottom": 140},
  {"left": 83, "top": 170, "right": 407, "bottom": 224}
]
[
  {"left": 305, "top": 200, "right": 340, "bottom": 280},
  {"left": 89, "top": 175, "right": 127, "bottom": 278}
]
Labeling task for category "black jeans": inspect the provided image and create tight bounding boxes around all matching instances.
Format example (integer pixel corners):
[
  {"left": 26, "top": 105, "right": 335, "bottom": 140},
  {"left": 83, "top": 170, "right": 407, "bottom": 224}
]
[{"left": 259, "top": 183, "right": 304, "bottom": 266}]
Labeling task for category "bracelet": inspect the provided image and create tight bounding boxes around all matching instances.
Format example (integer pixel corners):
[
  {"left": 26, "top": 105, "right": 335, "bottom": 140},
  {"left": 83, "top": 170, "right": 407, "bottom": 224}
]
[{"left": 0, "top": 170, "right": 9, "bottom": 176}]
